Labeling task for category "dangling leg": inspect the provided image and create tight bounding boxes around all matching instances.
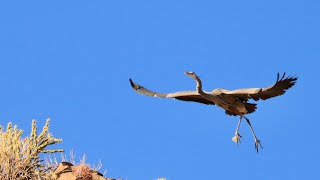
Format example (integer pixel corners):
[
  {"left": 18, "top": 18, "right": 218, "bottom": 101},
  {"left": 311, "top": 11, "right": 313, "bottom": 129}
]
[
  {"left": 243, "top": 116, "right": 263, "bottom": 152},
  {"left": 232, "top": 116, "right": 242, "bottom": 145}
]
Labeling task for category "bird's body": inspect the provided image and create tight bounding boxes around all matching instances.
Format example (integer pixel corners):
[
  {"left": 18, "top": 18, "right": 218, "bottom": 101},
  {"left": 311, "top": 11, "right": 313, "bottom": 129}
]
[
  {"left": 129, "top": 72, "right": 297, "bottom": 152},
  {"left": 197, "top": 89, "right": 255, "bottom": 115}
]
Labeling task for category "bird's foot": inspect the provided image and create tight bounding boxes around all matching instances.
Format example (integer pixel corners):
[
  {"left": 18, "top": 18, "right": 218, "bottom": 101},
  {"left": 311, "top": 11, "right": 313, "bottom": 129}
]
[
  {"left": 232, "top": 132, "right": 242, "bottom": 144},
  {"left": 254, "top": 138, "right": 263, "bottom": 153}
]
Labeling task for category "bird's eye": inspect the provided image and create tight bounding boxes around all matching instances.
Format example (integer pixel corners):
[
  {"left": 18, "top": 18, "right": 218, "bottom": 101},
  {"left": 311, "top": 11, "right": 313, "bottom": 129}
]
[{"left": 189, "top": 72, "right": 194, "bottom": 74}]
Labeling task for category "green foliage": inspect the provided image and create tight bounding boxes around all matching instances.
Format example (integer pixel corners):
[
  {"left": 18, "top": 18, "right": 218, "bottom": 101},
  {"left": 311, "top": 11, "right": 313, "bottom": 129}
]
[{"left": 0, "top": 118, "right": 63, "bottom": 179}]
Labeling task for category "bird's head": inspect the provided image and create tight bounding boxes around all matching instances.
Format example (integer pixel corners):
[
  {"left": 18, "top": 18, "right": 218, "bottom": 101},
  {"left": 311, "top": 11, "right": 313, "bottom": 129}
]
[{"left": 184, "top": 71, "right": 199, "bottom": 81}]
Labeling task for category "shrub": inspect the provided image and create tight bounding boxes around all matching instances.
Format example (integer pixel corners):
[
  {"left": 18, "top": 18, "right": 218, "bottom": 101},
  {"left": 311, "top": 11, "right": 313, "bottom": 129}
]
[{"left": 0, "top": 118, "right": 63, "bottom": 180}]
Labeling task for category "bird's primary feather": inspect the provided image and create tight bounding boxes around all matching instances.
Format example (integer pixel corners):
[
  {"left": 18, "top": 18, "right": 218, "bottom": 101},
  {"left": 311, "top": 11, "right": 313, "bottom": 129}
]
[{"left": 220, "top": 73, "right": 298, "bottom": 101}]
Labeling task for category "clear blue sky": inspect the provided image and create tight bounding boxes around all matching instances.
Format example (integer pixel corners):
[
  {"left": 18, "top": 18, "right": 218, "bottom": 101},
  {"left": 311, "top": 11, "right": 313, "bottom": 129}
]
[{"left": 0, "top": 1, "right": 319, "bottom": 179}]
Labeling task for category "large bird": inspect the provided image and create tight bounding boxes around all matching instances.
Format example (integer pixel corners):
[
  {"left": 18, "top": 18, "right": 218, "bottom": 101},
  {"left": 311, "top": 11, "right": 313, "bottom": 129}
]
[{"left": 129, "top": 72, "right": 297, "bottom": 152}]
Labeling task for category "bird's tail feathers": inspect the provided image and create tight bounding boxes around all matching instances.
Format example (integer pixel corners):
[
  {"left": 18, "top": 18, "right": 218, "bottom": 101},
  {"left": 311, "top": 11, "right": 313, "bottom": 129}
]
[{"left": 245, "top": 103, "right": 257, "bottom": 114}]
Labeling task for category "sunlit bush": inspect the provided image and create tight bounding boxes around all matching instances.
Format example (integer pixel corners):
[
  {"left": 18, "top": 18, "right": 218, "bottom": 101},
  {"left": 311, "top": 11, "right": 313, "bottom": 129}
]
[{"left": 0, "top": 118, "right": 63, "bottom": 180}]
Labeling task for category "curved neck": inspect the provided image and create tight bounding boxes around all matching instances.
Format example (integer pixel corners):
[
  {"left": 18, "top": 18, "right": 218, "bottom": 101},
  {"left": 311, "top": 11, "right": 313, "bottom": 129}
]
[{"left": 194, "top": 76, "right": 205, "bottom": 95}]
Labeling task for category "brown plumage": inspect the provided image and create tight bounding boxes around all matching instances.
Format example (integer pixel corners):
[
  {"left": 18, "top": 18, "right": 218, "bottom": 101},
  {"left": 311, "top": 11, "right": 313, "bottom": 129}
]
[{"left": 129, "top": 72, "right": 297, "bottom": 152}]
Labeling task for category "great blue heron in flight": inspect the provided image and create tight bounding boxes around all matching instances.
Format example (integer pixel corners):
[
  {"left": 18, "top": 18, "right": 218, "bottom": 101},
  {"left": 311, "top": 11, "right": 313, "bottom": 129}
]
[{"left": 129, "top": 72, "right": 297, "bottom": 152}]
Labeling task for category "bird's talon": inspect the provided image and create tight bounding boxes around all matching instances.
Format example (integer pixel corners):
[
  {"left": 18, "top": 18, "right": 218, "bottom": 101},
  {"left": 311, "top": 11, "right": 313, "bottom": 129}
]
[
  {"left": 232, "top": 132, "right": 242, "bottom": 144},
  {"left": 254, "top": 139, "right": 263, "bottom": 153}
]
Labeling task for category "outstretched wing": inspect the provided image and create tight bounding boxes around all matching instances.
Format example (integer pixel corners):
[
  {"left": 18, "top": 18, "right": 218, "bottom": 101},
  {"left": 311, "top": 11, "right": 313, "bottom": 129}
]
[
  {"left": 129, "top": 79, "right": 214, "bottom": 105},
  {"left": 222, "top": 73, "right": 298, "bottom": 101}
]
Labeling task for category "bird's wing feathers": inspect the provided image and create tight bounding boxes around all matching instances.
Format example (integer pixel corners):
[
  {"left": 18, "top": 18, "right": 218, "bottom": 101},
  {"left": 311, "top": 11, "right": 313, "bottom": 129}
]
[
  {"left": 129, "top": 79, "right": 214, "bottom": 105},
  {"left": 129, "top": 78, "right": 167, "bottom": 98},
  {"left": 166, "top": 91, "right": 214, "bottom": 104},
  {"left": 222, "top": 73, "right": 298, "bottom": 101}
]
